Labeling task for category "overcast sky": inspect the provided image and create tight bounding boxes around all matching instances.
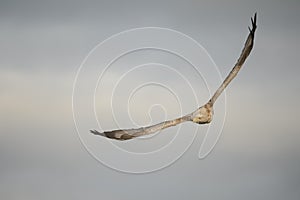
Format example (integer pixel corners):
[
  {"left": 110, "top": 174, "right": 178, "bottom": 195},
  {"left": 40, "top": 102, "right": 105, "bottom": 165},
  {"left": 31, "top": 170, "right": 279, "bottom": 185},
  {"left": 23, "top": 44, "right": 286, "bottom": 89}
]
[{"left": 1, "top": 0, "right": 300, "bottom": 199}]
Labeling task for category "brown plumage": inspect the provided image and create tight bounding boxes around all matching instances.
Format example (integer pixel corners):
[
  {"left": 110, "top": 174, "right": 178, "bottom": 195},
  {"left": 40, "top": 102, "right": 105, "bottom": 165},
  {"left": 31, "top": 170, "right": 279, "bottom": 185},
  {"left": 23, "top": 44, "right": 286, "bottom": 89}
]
[{"left": 91, "top": 13, "right": 257, "bottom": 140}]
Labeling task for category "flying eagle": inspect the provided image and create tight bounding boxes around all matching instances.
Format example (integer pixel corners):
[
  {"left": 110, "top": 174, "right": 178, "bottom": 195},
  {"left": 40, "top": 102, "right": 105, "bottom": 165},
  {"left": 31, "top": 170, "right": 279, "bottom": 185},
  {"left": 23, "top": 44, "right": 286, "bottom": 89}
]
[{"left": 91, "top": 13, "right": 257, "bottom": 140}]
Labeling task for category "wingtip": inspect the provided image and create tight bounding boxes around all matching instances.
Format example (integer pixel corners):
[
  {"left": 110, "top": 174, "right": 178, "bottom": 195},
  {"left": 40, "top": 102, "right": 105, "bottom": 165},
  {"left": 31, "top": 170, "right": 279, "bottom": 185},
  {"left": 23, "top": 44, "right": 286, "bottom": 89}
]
[
  {"left": 90, "top": 129, "right": 105, "bottom": 137},
  {"left": 248, "top": 12, "right": 257, "bottom": 35},
  {"left": 252, "top": 12, "right": 257, "bottom": 28},
  {"left": 90, "top": 129, "right": 96, "bottom": 133}
]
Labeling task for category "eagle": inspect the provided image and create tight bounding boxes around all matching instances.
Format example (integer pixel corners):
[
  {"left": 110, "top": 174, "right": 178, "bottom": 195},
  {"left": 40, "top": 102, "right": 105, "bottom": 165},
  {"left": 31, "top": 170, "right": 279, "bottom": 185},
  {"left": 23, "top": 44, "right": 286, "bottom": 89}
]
[{"left": 91, "top": 13, "right": 257, "bottom": 140}]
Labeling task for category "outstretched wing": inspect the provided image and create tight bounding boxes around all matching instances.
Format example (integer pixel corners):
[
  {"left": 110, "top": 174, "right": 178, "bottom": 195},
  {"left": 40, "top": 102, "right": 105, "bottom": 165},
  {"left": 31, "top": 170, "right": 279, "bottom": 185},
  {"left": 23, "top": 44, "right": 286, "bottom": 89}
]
[
  {"left": 90, "top": 115, "right": 191, "bottom": 140},
  {"left": 209, "top": 13, "right": 257, "bottom": 105}
]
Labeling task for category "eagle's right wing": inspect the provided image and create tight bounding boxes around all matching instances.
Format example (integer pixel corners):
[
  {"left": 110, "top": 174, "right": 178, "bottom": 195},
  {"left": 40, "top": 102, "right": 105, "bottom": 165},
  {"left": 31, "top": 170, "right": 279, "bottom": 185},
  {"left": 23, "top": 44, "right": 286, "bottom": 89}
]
[{"left": 90, "top": 114, "right": 191, "bottom": 140}]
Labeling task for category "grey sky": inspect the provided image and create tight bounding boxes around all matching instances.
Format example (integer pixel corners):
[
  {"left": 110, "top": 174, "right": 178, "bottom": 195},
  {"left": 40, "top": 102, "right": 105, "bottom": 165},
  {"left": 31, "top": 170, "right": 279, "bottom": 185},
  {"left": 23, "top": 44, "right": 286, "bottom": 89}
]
[{"left": 1, "top": 0, "right": 300, "bottom": 199}]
